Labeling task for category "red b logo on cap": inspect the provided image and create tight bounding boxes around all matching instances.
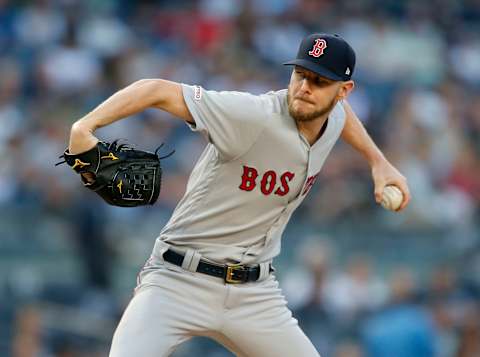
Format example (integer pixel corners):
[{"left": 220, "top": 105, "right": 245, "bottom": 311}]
[{"left": 308, "top": 39, "right": 327, "bottom": 58}]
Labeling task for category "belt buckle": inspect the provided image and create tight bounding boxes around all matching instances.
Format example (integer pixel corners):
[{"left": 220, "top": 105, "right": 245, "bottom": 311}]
[{"left": 225, "top": 264, "right": 246, "bottom": 284}]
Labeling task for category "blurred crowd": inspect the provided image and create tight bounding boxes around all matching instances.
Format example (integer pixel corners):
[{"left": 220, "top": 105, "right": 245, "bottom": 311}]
[{"left": 0, "top": 0, "right": 479, "bottom": 356}]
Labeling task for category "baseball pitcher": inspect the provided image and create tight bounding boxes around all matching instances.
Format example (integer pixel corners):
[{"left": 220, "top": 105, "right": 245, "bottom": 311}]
[{"left": 65, "top": 33, "right": 410, "bottom": 356}]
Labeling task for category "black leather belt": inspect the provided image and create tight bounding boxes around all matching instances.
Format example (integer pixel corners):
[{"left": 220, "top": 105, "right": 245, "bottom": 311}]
[{"left": 162, "top": 249, "right": 271, "bottom": 284}]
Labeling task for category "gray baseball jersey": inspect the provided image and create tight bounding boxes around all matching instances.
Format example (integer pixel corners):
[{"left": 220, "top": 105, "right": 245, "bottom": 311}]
[
  {"left": 111, "top": 85, "right": 346, "bottom": 357},
  {"left": 153, "top": 84, "right": 346, "bottom": 265}
]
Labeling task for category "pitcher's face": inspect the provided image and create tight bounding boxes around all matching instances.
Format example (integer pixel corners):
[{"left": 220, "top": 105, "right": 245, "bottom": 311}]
[{"left": 287, "top": 66, "right": 353, "bottom": 122}]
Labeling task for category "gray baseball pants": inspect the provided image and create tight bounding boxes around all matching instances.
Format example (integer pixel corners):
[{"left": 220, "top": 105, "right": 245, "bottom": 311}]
[{"left": 108, "top": 250, "right": 319, "bottom": 357}]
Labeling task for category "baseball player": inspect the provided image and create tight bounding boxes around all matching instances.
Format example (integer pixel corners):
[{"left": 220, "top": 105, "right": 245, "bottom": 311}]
[{"left": 68, "top": 33, "right": 410, "bottom": 356}]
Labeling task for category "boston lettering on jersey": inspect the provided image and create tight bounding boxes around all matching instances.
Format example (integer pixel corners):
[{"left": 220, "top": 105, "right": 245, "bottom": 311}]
[
  {"left": 239, "top": 165, "right": 295, "bottom": 197},
  {"left": 301, "top": 173, "right": 319, "bottom": 196},
  {"left": 239, "top": 166, "right": 320, "bottom": 197}
]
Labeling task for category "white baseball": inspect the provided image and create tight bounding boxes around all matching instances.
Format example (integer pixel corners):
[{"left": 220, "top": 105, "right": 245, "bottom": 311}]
[{"left": 381, "top": 185, "right": 403, "bottom": 211}]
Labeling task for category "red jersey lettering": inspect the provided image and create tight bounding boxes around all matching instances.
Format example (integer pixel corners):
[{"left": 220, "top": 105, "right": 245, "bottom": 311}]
[
  {"left": 239, "top": 166, "right": 296, "bottom": 196},
  {"left": 302, "top": 173, "right": 319, "bottom": 196},
  {"left": 275, "top": 172, "right": 295, "bottom": 196},
  {"left": 260, "top": 170, "right": 277, "bottom": 195},
  {"left": 239, "top": 165, "right": 258, "bottom": 191}
]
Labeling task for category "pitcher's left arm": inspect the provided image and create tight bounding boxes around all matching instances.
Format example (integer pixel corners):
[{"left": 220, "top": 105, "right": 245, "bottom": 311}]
[{"left": 341, "top": 100, "right": 410, "bottom": 211}]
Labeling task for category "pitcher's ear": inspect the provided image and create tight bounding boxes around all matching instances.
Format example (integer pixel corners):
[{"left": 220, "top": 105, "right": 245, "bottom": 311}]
[{"left": 338, "top": 80, "right": 355, "bottom": 100}]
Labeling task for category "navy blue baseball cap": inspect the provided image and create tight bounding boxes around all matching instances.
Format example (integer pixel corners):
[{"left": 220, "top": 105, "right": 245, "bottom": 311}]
[{"left": 284, "top": 33, "right": 356, "bottom": 81}]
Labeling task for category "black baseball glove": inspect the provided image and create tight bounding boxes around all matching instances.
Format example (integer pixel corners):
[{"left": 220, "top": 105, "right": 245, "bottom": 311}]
[{"left": 56, "top": 140, "right": 174, "bottom": 207}]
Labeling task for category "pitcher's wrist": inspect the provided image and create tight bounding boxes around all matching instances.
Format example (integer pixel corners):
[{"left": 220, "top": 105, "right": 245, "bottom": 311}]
[
  {"left": 366, "top": 149, "right": 386, "bottom": 167},
  {"left": 69, "top": 122, "right": 99, "bottom": 154}
]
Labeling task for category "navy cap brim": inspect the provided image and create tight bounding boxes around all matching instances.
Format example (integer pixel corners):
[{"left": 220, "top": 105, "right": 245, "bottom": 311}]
[{"left": 283, "top": 59, "right": 346, "bottom": 81}]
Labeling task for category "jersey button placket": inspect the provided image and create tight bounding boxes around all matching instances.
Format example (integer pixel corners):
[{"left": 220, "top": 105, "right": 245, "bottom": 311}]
[
  {"left": 300, "top": 137, "right": 312, "bottom": 199},
  {"left": 263, "top": 139, "right": 310, "bottom": 249}
]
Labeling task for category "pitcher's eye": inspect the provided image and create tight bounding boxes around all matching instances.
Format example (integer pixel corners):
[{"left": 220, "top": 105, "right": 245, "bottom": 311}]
[{"left": 314, "top": 78, "right": 332, "bottom": 87}]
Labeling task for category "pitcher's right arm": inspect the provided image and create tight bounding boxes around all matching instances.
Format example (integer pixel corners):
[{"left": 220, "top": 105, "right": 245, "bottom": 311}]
[{"left": 69, "top": 79, "right": 193, "bottom": 154}]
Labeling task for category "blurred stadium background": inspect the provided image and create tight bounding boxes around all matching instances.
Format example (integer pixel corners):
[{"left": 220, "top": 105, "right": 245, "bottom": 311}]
[{"left": 1, "top": 0, "right": 479, "bottom": 356}]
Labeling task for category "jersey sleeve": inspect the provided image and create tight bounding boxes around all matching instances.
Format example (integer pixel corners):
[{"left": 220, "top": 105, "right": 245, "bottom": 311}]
[{"left": 182, "top": 84, "right": 269, "bottom": 161}]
